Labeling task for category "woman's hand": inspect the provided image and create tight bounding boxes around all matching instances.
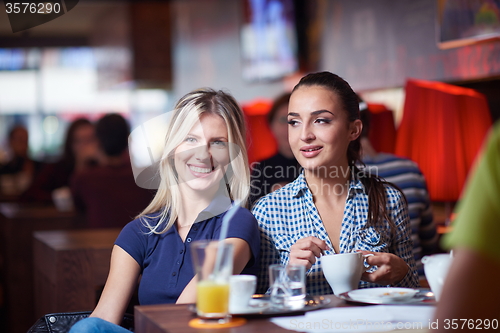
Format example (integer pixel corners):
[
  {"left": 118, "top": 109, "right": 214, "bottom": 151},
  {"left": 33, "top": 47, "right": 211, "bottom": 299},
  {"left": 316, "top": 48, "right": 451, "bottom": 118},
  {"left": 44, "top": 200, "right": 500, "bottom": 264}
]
[
  {"left": 289, "top": 236, "right": 329, "bottom": 271},
  {"left": 358, "top": 250, "right": 409, "bottom": 285}
]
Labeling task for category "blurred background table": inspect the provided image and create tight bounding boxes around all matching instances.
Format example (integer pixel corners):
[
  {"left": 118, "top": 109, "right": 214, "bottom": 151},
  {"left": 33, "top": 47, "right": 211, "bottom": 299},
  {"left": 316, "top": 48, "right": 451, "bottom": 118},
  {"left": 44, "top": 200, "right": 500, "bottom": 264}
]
[
  {"left": 33, "top": 228, "right": 120, "bottom": 318},
  {"left": 0, "top": 202, "right": 81, "bottom": 333}
]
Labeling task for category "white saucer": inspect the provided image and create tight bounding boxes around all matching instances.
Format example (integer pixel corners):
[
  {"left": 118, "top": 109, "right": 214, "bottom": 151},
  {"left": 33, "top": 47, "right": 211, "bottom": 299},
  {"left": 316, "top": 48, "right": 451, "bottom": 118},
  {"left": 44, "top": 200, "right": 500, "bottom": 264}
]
[{"left": 230, "top": 299, "right": 270, "bottom": 315}]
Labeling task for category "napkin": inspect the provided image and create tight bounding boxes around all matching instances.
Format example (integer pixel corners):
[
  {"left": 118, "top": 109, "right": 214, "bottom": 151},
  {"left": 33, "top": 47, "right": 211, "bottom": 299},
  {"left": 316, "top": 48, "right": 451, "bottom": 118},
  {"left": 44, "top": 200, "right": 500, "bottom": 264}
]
[{"left": 271, "top": 305, "right": 436, "bottom": 332}]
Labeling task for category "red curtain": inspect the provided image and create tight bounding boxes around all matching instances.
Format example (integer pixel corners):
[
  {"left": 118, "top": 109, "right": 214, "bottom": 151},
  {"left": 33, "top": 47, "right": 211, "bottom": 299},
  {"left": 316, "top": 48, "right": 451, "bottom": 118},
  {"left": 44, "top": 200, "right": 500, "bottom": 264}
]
[
  {"left": 367, "top": 103, "right": 396, "bottom": 154},
  {"left": 241, "top": 99, "right": 277, "bottom": 166},
  {"left": 395, "top": 79, "right": 492, "bottom": 201}
]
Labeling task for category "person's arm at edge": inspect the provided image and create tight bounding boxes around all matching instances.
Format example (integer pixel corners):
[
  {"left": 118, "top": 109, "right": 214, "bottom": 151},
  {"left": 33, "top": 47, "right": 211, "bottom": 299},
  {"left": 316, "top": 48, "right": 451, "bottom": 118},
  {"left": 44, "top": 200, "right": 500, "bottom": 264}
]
[
  {"left": 433, "top": 247, "right": 500, "bottom": 330},
  {"left": 434, "top": 123, "right": 500, "bottom": 328}
]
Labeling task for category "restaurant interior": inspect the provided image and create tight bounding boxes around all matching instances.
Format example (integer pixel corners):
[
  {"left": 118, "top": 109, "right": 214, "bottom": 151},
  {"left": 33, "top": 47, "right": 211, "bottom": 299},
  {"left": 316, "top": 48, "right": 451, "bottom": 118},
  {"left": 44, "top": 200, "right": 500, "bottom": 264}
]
[{"left": 1, "top": 0, "right": 500, "bottom": 332}]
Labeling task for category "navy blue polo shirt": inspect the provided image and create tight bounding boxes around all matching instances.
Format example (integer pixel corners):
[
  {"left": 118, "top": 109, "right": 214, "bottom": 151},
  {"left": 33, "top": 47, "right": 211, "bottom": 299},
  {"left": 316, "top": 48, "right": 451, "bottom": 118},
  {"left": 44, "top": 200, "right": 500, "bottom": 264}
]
[{"left": 115, "top": 203, "right": 260, "bottom": 305}]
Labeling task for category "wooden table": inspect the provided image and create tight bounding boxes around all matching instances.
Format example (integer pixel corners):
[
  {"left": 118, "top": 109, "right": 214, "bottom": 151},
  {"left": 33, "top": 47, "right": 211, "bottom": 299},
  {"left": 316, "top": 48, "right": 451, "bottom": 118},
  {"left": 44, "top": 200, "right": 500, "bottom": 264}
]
[
  {"left": 134, "top": 296, "right": 430, "bottom": 333},
  {"left": 134, "top": 295, "right": 351, "bottom": 333},
  {"left": 33, "top": 228, "right": 121, "bottom": 318},
  {"left": 134, "top": 296, "right": 340, "bottom": 333},
  {"left": 0, "top": 202, "right": 81, "bottom": 333}
]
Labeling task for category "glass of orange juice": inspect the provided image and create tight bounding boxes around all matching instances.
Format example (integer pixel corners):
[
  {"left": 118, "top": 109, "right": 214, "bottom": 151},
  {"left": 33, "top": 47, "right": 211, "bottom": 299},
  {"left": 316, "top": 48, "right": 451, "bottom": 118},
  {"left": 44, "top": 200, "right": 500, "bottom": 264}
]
[{"left": 191, "top": 240, "right": 233, "bottom": 323}]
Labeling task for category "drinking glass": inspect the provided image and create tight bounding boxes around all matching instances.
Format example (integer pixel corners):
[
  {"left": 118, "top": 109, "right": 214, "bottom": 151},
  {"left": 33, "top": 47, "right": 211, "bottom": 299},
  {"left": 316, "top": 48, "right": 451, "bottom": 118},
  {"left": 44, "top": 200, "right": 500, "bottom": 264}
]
[
  {"left": 191, "top": 240, "right": 233, "bottom": 323},
  {"left": 269, "top": 264, "right": 306, "bottom": 310}
]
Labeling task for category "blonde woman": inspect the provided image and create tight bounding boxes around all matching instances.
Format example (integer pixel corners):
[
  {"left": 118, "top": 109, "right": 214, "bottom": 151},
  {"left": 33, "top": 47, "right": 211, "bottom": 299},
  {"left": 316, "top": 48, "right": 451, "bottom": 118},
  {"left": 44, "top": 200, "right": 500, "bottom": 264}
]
[{"left": 70, "top": 88, "right": 260, "bottom": 333}]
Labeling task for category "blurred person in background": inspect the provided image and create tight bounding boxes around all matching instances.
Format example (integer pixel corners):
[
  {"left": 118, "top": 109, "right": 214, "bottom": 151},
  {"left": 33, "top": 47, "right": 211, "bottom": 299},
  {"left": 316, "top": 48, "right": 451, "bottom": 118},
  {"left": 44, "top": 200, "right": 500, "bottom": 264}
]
[
  {"left": 250, "top": 92, "right": 300, "bottom": 205},
  {"left": 433, "top": 120, "right": 500, "bottom": 329},
  {"left": 70, "top": 114, "right": 154, "bottom": 228},
  {"left": 21, "top": 118, "right": 98, "bottom": 204},
  {"left": 358, "top": 98, "right": 438, "bottom": 278},
  {"left": 0, "top": 125, "right": 45, "bottom": 196}
]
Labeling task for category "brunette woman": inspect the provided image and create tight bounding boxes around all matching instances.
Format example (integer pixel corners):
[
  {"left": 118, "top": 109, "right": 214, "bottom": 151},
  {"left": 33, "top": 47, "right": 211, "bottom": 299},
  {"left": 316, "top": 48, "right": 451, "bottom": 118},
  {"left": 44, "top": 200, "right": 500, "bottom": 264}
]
[{"left": 252, "top": 72, "right": 418, "bottom": 295}]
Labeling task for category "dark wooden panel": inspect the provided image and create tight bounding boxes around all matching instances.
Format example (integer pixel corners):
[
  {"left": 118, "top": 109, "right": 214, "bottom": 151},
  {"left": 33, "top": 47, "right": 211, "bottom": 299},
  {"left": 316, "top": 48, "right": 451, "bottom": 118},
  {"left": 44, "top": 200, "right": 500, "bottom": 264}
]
[
  {"left": 130, "top": 2, "right": 172, "bottom": 88},
  {"left": 33, "top": 228, "right": 120, "bottom": 318},
  {"left": 0, "top": 203, "right": 80, "bottom": 333}
]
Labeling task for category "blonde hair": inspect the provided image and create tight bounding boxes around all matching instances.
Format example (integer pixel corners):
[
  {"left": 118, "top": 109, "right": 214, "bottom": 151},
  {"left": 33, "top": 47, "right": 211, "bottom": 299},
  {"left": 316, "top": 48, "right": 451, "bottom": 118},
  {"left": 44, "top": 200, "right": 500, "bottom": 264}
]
[{"left": 139, "top": 88, "right": 250, "bottom": 234}]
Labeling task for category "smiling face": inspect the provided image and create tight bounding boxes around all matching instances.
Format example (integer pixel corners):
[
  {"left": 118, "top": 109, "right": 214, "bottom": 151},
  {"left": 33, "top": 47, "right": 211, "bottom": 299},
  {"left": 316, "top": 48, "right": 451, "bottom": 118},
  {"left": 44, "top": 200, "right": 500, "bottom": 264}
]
[
  {"left": 174, "top": 113, "right": 230, "bottom": 194},
  {"left": 287, "top": 85, "right": 362, "bottom": 175}
]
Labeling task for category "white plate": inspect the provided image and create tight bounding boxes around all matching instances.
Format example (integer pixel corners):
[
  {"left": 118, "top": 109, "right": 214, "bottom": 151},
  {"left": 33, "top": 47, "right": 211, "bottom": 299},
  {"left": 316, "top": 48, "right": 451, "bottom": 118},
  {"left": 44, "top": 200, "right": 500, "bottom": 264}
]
[{"left": 342, "top": 288, "right": 426, "bottom": 304}]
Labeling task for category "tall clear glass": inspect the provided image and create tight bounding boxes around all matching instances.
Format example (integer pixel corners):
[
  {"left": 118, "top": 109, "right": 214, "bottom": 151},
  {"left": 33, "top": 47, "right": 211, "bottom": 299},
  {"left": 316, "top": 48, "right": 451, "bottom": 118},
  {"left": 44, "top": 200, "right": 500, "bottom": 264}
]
[{"left": 191, "top": 240, "right": 233, "bottom": 323}]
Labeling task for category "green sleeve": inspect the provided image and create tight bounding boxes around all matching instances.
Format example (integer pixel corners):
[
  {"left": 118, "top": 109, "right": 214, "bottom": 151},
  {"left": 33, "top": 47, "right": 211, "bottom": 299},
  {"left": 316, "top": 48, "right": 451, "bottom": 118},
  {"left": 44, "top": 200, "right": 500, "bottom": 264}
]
[{"left": 442, "top": 122, "right": 500, "bottom": 262}]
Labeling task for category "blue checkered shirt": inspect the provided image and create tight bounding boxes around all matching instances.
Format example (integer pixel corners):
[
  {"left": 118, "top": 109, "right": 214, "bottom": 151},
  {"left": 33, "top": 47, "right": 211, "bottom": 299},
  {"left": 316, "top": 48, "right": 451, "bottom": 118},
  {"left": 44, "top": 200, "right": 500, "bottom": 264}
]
[{"left": 252, "top": 172, "right": 419, "bottom": 296}]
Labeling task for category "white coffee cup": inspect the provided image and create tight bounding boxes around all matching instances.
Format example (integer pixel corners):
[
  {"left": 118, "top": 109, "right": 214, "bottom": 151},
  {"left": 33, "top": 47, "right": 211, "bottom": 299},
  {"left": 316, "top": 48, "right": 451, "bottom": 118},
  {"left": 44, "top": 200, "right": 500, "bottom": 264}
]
[
  {"left": 229, "top": 275, "right": 256, "bottom": 313},
  {"left": 321, "top": 252, "right": 374, "bottom": 295}
]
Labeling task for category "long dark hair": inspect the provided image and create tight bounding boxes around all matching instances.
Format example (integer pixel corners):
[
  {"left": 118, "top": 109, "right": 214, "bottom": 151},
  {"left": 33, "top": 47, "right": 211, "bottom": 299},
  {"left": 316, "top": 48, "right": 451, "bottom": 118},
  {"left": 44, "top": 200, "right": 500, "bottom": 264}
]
[{"left": 292, "top": 71, "right": 401, "bottom": 230}]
